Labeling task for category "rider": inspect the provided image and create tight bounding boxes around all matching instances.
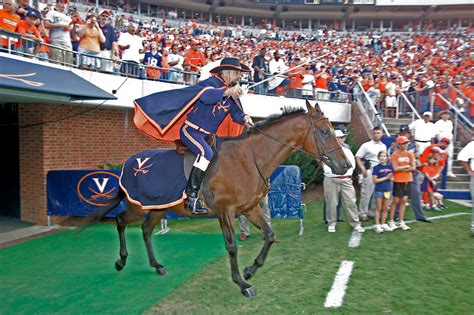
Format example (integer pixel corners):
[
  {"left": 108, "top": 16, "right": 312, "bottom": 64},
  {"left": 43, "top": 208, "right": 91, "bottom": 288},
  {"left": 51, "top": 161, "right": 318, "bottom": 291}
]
[{"left": 180, "top": 57, "right": 255, "bottom": 214}]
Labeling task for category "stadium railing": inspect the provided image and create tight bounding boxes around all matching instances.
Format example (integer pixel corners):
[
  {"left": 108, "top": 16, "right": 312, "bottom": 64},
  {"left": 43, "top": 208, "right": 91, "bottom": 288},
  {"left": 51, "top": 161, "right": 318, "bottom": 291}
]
[
  {"left": 353, "top": 81, "right": 390, "bottom": 136},
  {"left": 1, "top": 29, "right": 354, "bottom": 103}
]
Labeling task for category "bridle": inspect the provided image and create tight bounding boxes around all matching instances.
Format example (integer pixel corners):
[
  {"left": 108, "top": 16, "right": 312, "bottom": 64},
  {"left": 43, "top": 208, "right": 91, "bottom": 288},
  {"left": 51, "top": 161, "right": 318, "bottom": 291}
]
[{"left": 250, "top": 113, "right": 344, "bottom": 187}]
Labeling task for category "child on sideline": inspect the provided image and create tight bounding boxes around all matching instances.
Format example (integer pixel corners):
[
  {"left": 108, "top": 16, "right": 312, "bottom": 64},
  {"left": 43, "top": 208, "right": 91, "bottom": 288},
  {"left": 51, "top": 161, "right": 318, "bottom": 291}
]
[
  {"left": 389, "top": 136, "right": 416, "bottom": 231},
  {"left": 372, "top": 151, "right": 394, "bottom": 233},
  {"left": 420, "top": 154, "right": 442, "bottom": 211}
]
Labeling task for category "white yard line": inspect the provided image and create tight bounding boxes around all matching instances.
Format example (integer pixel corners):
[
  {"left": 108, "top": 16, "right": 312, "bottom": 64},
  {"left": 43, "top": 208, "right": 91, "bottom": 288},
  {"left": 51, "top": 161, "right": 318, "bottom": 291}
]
[
  {"left": 324, "top": 260, "right": 355, "bottom": 308},
  {"left": 348, "top": 230, "right": 362, "bottom": 248}
]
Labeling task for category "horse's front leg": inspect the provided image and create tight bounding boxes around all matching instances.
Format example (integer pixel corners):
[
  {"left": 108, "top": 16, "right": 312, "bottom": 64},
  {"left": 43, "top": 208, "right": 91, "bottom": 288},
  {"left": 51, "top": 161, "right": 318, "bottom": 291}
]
[
  {"left": 142, "top": 210, "right": 168, "bottom": 276},
  {"left": 242, "top": 204, "right": 275, "bottom": 280},
  {"left": 218, "top": 211, "right": 256, "bottom": 297}
]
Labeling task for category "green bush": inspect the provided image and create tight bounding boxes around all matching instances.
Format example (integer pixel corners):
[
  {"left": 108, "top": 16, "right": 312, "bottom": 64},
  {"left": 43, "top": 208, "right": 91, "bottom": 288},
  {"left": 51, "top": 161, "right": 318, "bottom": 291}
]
[
  {"left": 98, "top": 162, "right": 123, "bottom": 170},
  {"left": 283, "top": 128, "right": 360, "bottom": 188}
]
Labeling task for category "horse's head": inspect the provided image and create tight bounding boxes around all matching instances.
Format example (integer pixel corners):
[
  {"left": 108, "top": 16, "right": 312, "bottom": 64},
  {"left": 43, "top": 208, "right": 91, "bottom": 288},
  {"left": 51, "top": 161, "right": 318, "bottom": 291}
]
[{"left": 302, "top": 101, "right": 351, "bottom": 175}]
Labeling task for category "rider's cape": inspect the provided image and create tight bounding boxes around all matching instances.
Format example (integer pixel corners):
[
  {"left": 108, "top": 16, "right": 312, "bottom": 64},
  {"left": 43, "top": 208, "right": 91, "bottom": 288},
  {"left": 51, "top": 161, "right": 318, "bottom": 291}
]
[{"left": 133, "top": 76, "right": 244, "bottom": 141}]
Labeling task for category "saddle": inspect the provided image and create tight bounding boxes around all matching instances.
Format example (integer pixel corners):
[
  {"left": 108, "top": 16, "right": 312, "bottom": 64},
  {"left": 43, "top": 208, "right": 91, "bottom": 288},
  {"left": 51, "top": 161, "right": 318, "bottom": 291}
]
[{"left": 174, "top": 135, "right": 218, "bottom": 180}]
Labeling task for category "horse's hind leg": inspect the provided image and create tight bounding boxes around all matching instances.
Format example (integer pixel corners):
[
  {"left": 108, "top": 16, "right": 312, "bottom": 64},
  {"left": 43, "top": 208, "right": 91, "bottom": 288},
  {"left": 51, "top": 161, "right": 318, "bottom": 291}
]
[
  {"left": 115, "top": 203, "right": 141, "bottom": 272},
  {"left": 142, "top": 210, "right": 168, "bottom": 276},
  {"left": 242, "top": 205, "right": 275, "bottom": 281},
  {"left": 218, "top": 211, "right": 256, "bottom": 297}
]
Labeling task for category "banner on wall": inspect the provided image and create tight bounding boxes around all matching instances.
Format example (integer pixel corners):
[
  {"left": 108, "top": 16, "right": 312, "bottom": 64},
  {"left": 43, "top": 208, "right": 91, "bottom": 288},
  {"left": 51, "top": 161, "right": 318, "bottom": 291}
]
[{"left": 47, "top": 166, "right": 303, "bottom": 219}]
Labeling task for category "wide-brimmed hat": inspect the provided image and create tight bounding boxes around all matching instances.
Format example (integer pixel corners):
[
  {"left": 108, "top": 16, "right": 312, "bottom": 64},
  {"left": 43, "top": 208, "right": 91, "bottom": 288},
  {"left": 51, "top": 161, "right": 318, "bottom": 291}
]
[{"left": 210, "top": 57, "right": 250, "bottom": 74}]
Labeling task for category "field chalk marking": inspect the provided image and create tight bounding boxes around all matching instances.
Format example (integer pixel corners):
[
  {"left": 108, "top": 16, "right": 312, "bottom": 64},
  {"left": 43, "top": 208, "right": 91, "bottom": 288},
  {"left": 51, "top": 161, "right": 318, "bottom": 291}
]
[
  {"left": 348, "top": 231, "right": 362, "bottom": 248},
  {"left": 324, "top": 260, "right": 354, "bottom": 308}
]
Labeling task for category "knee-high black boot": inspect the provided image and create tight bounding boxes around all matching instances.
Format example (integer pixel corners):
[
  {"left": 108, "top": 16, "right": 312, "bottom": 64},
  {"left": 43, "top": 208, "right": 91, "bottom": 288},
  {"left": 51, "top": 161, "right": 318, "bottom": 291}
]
[{"left": 184, "top": 166, "right": 207, "bottom": 214}]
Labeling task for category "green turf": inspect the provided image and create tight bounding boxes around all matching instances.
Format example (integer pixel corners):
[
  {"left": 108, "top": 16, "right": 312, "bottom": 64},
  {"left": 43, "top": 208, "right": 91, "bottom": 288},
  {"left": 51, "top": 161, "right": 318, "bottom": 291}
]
[
  {"left": 0, "top": 225, "right": 226, "bottom": 314},
  {"left": 146, "top": 200, "right": 474, "bottom": 314}
]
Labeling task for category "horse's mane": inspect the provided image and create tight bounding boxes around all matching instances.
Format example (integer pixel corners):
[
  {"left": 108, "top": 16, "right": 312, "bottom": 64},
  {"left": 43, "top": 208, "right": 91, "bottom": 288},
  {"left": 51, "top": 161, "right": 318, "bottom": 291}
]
[{"left": 223, "top": 106, "right": 306, "bottom": 141}]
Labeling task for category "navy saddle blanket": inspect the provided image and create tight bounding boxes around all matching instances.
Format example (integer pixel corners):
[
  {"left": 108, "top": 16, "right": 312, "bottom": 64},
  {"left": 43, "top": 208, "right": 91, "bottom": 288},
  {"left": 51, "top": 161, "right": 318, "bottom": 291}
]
[{"left": 119, "top": 149, "right": 188, "bottom": 209}]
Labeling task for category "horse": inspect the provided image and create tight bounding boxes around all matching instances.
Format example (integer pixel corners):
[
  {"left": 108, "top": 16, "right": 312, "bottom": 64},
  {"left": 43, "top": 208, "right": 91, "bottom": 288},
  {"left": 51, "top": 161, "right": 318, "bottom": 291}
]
[{"left": 84, "top": 101, "right": 351, "bottom": 297}]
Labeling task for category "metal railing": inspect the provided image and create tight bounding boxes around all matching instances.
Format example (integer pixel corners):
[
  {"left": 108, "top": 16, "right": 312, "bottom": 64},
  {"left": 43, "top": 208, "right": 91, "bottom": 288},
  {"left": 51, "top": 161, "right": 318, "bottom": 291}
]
[
  {"left": 353, "top": 81, "right": 390, "bottom": 136},
  {"left": 398, "top": 92, "right": 422, "bottom": 122},
  {"left": 1, "top": 30, "right": 355, "bottom": 103}
]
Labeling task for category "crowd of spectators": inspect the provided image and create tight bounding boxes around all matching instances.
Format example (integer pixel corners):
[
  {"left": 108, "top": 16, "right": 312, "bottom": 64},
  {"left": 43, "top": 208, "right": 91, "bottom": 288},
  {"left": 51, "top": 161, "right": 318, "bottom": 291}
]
[{"left": 0, "top": 0, "right": 472, "bottom": 119}]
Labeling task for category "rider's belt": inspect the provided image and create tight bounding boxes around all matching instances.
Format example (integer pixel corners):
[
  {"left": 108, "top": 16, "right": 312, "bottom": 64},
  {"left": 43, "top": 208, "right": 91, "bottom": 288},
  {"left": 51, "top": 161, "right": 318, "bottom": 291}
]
[
  {"left": 415, "top": 139, "right": 430, "bottom": 143},
  {"left": 185, "top": 121, "right": 211, "bottom": 135},
  {"left": 332, "top": 175, "right": 351, "bottom": 179}
]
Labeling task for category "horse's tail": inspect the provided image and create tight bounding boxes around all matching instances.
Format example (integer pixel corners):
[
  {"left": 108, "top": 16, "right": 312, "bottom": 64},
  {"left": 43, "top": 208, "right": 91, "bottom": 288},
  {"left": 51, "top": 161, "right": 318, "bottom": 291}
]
[{"left": 77, "top": 189, "right": 125, "bottom": 233}]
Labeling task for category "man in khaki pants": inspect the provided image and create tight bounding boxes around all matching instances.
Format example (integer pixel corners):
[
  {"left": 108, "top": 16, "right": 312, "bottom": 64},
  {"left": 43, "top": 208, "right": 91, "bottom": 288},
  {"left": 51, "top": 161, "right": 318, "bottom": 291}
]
[
  {"left": 324, "top": 130, "right": 365, "bottom": 233},
  {"left": 238, "top": 194, "right": 273, "bottom": 241}
]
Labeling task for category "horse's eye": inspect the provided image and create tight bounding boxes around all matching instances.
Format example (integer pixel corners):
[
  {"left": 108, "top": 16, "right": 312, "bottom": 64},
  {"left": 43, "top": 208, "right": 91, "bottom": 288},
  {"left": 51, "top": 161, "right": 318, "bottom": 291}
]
[{"left": 321, "top": 129, "right": 329, "bottom": 135}]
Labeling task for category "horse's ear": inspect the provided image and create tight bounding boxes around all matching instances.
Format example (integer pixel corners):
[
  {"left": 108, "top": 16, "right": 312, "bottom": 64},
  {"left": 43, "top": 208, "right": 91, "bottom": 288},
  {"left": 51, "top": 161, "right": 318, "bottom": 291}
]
[
  {"left": 305, "top": 100, "right": 315, "bottom": 115},
  {"left": 314, "top": 102, "right": 322, "bottom": 112}
]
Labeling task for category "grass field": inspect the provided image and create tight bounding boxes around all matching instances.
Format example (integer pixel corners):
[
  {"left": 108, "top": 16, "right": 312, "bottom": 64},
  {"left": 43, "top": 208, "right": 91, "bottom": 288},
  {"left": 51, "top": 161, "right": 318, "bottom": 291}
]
[{"left": 146, "top": 200, "right": 473, "bottom": 314}]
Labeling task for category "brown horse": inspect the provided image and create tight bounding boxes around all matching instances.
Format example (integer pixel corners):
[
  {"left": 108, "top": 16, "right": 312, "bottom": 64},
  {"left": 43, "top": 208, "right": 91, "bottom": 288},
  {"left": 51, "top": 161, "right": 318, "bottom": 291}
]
[{"left": 85, "top": 101, "right": 350, "bottom": 297}]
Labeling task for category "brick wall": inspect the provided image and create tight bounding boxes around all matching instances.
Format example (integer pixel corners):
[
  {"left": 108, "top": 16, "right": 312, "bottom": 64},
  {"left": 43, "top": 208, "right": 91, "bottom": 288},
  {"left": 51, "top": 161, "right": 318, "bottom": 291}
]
[{"left": 19, "top": 103, "right": 173, "bottom": 224}]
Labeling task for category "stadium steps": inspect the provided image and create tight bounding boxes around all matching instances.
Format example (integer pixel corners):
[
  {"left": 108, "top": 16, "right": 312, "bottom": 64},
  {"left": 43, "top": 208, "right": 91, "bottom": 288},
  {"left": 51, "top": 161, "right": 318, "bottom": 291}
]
[{"left": 383, "top": 118, "right": 471, "bottom": 199}]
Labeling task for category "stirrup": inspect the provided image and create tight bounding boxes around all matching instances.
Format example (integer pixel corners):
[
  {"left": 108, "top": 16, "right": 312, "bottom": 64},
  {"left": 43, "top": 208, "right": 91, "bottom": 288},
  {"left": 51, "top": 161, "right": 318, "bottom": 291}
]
[{"left": 185, "top": 197, "right": 208, "bottom": 215}]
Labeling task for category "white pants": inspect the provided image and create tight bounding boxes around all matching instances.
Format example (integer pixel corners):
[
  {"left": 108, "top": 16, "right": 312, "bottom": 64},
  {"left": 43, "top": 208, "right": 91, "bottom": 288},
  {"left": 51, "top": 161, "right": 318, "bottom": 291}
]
[
  {"left": 100, "top": 50, "right": 114, "bottom": 73},
  {"left": 359, "top": 169, "right": 375, "bottom": 217},
  {"left": 417, "top": 141, "right": 432, "bottom": 156}
]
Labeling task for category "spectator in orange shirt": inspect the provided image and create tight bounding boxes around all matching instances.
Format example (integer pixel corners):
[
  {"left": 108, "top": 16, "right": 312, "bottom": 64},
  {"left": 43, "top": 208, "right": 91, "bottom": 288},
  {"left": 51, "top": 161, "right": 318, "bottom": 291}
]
[
  {"left": 420, "top": 154, "right": 443, "bottom": 211},
  {"left": 183, "top": 41, "right": 205, "bottom": 84},
  {"left": 0, "top": 0, "right": 21, "bottom": 50},
  {"left": 16, "top": 11, "right": 41, "bottom": 56},
  {"left": 76, "top": 14, "right": 105, "bottom": 70},
  {"left": 388, "top": 136, "right": 416, "bottom": 231},
  {"left": 314, "top": 65, "right": 330, "bottom": 91}
]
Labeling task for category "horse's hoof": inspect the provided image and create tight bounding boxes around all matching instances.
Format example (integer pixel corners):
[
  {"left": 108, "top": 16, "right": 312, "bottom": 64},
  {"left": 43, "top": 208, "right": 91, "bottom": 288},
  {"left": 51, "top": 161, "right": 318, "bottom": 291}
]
[
  {"left": 241, "top": 287, "right": 256, "bottom": 297},
  {"left": 243, "top": 267, "right": 253, "bottom": 280},
  {"left": 115, "top": 260, "right": 125, "bottom": 272},
  {"left": 156, "top": 267, "right": 168, "bottom": 276}
]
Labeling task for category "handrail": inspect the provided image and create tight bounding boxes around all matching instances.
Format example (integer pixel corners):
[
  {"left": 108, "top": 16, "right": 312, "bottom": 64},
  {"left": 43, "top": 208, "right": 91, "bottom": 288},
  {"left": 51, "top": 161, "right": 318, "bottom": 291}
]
[
  {"left": 400, "top": 92, "right": 422, "bottom": 122},
  {"left": 354, "top": 81, "right": 390, "bottom": 136},
  {"left": 448, "top": 83, "right": 473, "bottom": 105},
  {"left": 435, "top": 93, "right": 474, "bottom": 129}
]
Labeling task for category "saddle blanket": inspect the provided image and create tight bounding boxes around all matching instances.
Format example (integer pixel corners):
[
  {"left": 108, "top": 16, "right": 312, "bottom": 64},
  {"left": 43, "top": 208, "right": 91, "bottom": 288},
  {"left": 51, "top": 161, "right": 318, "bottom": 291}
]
[{"left": 119, "top": 149, "right": 188, "bottom": 209}]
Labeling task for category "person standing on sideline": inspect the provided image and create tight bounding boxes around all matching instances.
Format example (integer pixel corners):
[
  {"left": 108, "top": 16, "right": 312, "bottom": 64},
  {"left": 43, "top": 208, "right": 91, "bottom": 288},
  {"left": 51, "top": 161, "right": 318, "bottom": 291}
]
[
  {"left": 251, "top": 47, "right": 269, "bottom": 95},
  {"left": 324, "top": 130, "right": 365, "bottom": 233},
  {"left": 355, "top": 126, "right": 387, "bottom": 221},
  {"left": 435, "top": 111, "right": 456, "bottom": 177},
  {"left": 457, "top": 140, "right": 474, "bottom": 235},
  {"left": 372, "top": 151, "right": 394, "bottom": 233},
  {"left": 239, "top": 194, "right": 277, "bottom": 242},
  {"left": 388, "top": 136, "right": 416, "bottom": 231},
  {"left": 390, "top": 125, "right": 432, "bottom": 223},
  {"left": 409, "top": 111, "right": 437, "bottom": 155}
]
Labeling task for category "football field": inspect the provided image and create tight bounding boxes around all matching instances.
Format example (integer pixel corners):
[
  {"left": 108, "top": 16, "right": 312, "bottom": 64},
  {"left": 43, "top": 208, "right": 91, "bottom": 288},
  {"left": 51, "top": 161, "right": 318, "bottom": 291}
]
[{"left": 147, "top": 200, "right": 473, "bottom": 314}]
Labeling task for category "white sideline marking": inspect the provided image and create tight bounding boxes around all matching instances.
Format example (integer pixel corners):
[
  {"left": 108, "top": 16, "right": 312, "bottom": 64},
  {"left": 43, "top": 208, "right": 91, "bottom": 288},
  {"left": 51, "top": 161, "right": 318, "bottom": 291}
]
[
  {"left": 324, "top": 260, "right": 354, "bottom": 308},
  {"left": 348, "top": 231, "right": 362, "bottom": 248}
]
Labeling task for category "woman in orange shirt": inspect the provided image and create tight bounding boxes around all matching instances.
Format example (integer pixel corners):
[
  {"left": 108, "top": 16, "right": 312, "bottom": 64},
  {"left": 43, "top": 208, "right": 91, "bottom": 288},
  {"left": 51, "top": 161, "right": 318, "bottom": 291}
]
[{"left": 388, "top": 136, "right": 416, "bottom": 231}]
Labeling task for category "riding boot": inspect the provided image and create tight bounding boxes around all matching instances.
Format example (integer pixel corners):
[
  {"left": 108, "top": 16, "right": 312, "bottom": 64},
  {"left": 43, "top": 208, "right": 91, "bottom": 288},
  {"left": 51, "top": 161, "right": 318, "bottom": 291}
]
[{"left": 184, "top": 166, "right": 208, "bottom": 214}]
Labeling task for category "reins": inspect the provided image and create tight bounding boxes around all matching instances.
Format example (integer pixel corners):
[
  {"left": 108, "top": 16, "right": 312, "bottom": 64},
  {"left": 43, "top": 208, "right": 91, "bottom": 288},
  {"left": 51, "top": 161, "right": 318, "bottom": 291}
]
[{"left": 249, "top": 114, "right": 344, "bottom": 186}]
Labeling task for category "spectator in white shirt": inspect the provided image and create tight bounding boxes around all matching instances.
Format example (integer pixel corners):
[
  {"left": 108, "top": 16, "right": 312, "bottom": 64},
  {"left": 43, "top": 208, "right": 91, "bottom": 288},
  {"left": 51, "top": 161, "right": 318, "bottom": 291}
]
[
  {"left": 44, "top": 0, "right": 72, "bottom": 65},
  {"left": 118, "top": 22, "right": 144, "bottom": 77},
  {"left": 355, "top": 126, "right": 387, "bottom": 221},
  {"left": 384, "top": 75, "right": 399, "bottom": 118},
  {"left": 267, "top": 51, "right": 291, "bottom": 95},
  {"left": 457, "top": 140, "right": 474, "bottom": 234},
  {"left": 301, "top": 68, "right": 315, "bottom": 99},
  {"left": 409, "top": 111, "right": 437, "bottom": 154},
  {"left": 166, "top": 43, "right": 184, "bottom": 83},
  {"left": 435, "top": 110, "right": 456, "bottom": 177},
  {"left": 324, "top": 130, "right": 365, "bottom": 233}
]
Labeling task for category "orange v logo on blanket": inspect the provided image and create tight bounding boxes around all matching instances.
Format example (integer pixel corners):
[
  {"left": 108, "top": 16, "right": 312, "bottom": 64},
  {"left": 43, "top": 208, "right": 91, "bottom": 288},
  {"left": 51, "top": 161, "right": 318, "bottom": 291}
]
[{"left": 133, "top": 157, "right": 154, "bottom": 176}]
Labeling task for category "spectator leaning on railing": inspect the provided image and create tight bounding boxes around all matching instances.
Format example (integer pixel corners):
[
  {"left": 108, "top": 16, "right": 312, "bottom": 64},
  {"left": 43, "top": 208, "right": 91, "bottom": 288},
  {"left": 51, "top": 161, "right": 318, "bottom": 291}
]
[
  {"left": 117, "top": 22, "right": 143, "bottom": 77},
  {"left": 17, "top": 11, "right": 42, "bottom": 55},
  {"left": 0, "top": 0, "right": 20, "bottom": 51},
  {"left": 44, "top": 0, "right": 73, "bottom": 65},
  {"left": 76, "top": 13, "right": 105, "bottom": 70}
]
